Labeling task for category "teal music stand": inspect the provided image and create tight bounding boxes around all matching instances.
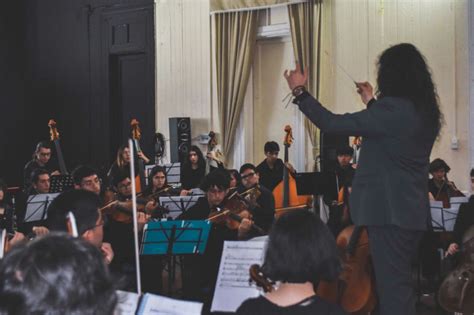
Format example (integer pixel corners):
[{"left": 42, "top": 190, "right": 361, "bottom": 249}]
[{"left": 140, "top": 220, "right": 211, "bottom": 295}]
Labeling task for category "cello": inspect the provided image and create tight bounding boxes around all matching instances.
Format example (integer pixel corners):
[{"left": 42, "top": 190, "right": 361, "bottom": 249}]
[
  {"left": 48, "top": 119, "right": 68, "bottom": 174},
  {"left": 130, "top": 119, "right": 147, "bottom": 193},
  {"left": 272, "top": 125, "right": 311, "bottom": 217}
]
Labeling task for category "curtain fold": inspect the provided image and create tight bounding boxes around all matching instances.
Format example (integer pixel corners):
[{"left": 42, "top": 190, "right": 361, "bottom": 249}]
[
  {"left": 288, "top": 0, "right": 322, "bottom": 170},
  {"left": 215, "top": 11, "right": 259, "bottom": 161}
]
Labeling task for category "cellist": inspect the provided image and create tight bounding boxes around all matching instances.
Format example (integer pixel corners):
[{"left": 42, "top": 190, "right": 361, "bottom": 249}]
[{"left": 256, "top": 141, "right": 295, "bottom": 191}]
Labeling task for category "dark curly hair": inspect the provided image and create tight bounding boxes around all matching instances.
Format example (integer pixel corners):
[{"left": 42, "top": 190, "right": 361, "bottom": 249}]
[{"left": 376, "top": 43, "right": 443, "bottom": 136}]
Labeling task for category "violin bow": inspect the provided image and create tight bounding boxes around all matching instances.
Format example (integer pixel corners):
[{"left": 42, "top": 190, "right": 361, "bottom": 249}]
[{"left": 129, "top": 139, "right": 142, "bottom": 295}]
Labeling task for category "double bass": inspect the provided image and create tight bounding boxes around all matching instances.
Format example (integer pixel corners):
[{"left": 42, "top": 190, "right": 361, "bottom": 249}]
[
  {"left": 272, "top": 125, "right": 311, "bottom": 217},
  {"left": 48, "top": 119, "right": 68, "bottom": 174},
  {"left": 130, "top": 119, "right": 146, "bottom": 193}
]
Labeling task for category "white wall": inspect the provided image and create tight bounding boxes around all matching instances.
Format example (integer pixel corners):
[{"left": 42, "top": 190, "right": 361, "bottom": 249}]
[{"left": 155, "top": 0, "right": 212, "bottom": 160}]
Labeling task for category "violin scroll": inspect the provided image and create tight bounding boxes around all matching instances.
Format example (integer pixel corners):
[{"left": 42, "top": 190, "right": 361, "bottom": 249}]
[{"left": 249, "top": 264, "right": 274, "bottom": 293}]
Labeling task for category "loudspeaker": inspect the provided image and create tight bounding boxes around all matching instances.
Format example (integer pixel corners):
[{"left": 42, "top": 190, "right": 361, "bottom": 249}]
[
  {"left": 169, "top": 117, "right": 191, "bottom": 163},
  {"left": 320, "top": 132, "right": 348, "bottom": 173}
]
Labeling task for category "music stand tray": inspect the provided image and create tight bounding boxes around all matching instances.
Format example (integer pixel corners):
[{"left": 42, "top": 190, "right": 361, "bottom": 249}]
[
  {"left": 141, "top": 220, "right": 211, "bottom": 256},
  {"left": 158, "top": 196, "right": 201, "bottom": 219},
  {"left": 294, "top": 172, "right": 337, "bottom": 196},
  {"left": 24, "top": 193, "right": 60, "bottom": 223},
  {"left": 49, "top": 175, "right": 74, "bottom": 193}
]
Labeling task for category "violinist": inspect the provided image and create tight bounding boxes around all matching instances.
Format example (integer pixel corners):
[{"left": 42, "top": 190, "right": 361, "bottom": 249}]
[
  {"left": 27, "top": 168, "right": 51, "bottom": 195},
  {"left": 23, "top": 141, "right": 59, "bottom": 191},
  {"left": 228, "top": 169, "right": 241, "bottom": 189},
  {"left": 180, "top": 145, "right": 206, "bottom": 190},
  {"left": 428, "top": 158, "right": 464, "bottom": 208},
  {"left": 238, "top": 163, "right": 275, "bottom": 235},
  {"left": 46, "top": 189, "right": 114, "bottom": 265},
  {"left": 446, "top": 168, "right": 474, "bottom": 256},
  {"left": 107, "top": 144, "right": 150, "bottom": 189},
  {"left": 72, "top": 165, "right": 101, "bottom": 196},
  {"left": 179, "top": 170, "right": 249, "bottom": 302},
  {"left": 237, "top": 210, "right": 345, "bottom": 315}
]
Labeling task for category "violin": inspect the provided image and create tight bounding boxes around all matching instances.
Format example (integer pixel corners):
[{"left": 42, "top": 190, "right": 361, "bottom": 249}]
[
  {"left": 207, "top": 188, "right": 266, "bottom": 235},
  {"left": 249, "top": 264, "right": 275, "bottom": 293},
  {"left": 438, "top": 226, "right": 474, "bottom": 313},
  {"left": 100, "top": 190, "right": 146, "bottom": 224}
]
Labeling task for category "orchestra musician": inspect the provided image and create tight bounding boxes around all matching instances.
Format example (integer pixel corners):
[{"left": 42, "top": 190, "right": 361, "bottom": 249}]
[
  {"left": 23, "top": 141, "right": 59, "bottom": 191},
  {"left": 428, "top": 158, "right": 464, "bottom": 207},
  {"left": 285, "top": 43, "right": 441, "bottom": 315},
  {"left": 238, "top": 163, "right": 275, "bottom": 235},
  {"left": 180, "top": 145, "right": 206, "bottom": 190},
  {"left": 0, "top": 179, "right": 25, "bottom": 249},
  {"left": 256, "top": 141, "right": 295, "bottom": 191},
  {"left": 46, "top": 189, "right": 114, "bottom": 265},
  {"left": 72, "top": 165, "right": 101, "bottom": 196},
  {"left": 237, "top": 210, "right": 345, "bottom": 315},
  {"left": 178, "top": 170, "right": 252, "bottom": 303},
  {"left": 107, "top": 144, "right": 150, "bottom": 190},
  {"left": 228, "top": 169, "right": 241, "bottom": 189}
]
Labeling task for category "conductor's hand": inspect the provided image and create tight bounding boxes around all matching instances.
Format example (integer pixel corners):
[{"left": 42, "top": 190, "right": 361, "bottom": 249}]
[
  {"left": 355, "top": 82, "right": 374, "bottom": 105},
  {"left": 284, "top": 63, "right": 308, "bottom": 91}
]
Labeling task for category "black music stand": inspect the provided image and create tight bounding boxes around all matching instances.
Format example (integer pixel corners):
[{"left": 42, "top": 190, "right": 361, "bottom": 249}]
[
  {"left": 158, "top": 196, "right": 201, "bottom": 219},
  {"left": 141, "top": 220, "right": 211, "bottom": 294},
  {"left": 23, "top": 193, "right": 60, "bottom": 223},
  {"left": 49, "top": 175, "right": 74, "bottom": 193},
  {"left": 294, "top": 172, "right": 338, "bottom": 196}
]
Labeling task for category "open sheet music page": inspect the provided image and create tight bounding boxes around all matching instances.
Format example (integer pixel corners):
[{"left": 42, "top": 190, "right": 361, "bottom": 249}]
[
  {"left": 210, "top": 240, "right": 267, "bottom": 313},
  {"left": 115, "top": 290, "right": 140, "bottom": 315},
  {"left": 137, "top": 293, "right": 202, "bottom": 315}
]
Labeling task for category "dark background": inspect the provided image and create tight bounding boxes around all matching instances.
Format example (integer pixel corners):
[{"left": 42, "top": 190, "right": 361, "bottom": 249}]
[{"left": 0, "top": 0, "right": 156, "bottom": 186}]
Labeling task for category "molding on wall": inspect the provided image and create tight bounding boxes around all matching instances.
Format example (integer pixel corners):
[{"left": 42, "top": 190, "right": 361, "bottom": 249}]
[{"left": 470, "top": 0, "right": 474, "bottom": 170}]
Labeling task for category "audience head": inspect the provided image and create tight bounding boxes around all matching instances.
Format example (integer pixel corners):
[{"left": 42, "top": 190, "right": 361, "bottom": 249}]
[
  {"left": 239, "top": 163, "right": 259, "bottom": 189},
  {"left": 262, "top": 210, "right": 341, "bottom": 285},
  {"left": 31, "top": 168, "right": 50, "bottom": 194},
  {"left": 47, "top": 189, "right": 103, "bottom": 247},
  {"left": 0, "top": 234, "right": 117, "bottom": 314},
  {"left": 429, "top": 158, "right": 450, "bottom": 182},
  {"left": 228, "top": 169, "right": 241, "bottom": 188},
  {"left": 200, "top": 170, "right": 230, "bottom": 207},
  {"left": 33, "top": 141, "right": 52, "bottom": 166},
  {"left": 264, "top": 141, "right": 280, "bottom": 164},
  {"left": 376, "top": 43, "right": 442, "bottom": 135},
  {"left": 336, "top": 146, "right": 354, "bottom": 168},
  {"left": 147, "top": 165, "right": 167, "bottom": 191},
  {"left": 72, "top": 165, "right": 101, "bottom": 195}
]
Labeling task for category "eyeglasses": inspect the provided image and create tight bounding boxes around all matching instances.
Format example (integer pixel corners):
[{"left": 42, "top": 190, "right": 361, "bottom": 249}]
[{"left": 241, "top": 172, "right": 256, "bottom": 180}]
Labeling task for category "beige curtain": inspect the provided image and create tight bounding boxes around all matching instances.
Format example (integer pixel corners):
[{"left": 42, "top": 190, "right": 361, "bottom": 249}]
[
  {"left": 210, "top": 0, "right": 305, "bottom": 13},
  {"left": 288, "top": 0, "right": 322, "bottom": 171},
  {"left": 215, "top": 11, "right": 259, "bottom": 160}
]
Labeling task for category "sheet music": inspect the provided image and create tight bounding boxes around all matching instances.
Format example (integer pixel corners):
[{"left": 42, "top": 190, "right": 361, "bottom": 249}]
[
  {"left": 115, "top": 290, "right": 140, "bottom": 315},
  {"left": 137, "top": 293, "right": 202, "bottom": 315},
  {"left": 210, "top": 240, "right": 267, "bottom": 313}
]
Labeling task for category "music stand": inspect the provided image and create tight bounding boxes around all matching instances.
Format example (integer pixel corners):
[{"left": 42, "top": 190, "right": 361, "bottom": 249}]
[
  {"left": 141, "top": 220, "right": 211, "bottom": 294},
  {"left": 430, "top": 197, "right": 468, "bottom": 231},
  {"left": 49, "top": 175, "right": 74, "bottom": 193},
  {"left": 158, "top": 196, "right": 201, "bottom": 219},
  {"left": 23, "top": 193, "right": 60, "bottom": 223},
  {"left": 294, "top": 172, "right": 338, "bottom": 196}
]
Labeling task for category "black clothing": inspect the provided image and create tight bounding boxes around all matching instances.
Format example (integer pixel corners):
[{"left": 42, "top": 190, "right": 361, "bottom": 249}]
[
  {"left": 368, "top": 225, "right": 423, "bottom": 315},
  {"left": 236, "top": 295, "right": 347, "bottom": 315},
  {"left": 178, "top": 197, "right": 238, "bottom": 302},
  {"left": 453, "top": 195, "right": 474, "bottom": 245},
  {"left": 237, "top": 184, "right": 275, "bottom": 236},
  {"left": 0, "top": 202, "right": 15, "bottom": 234},
  {"left": 180, "top": 166, "right": 206, "bottom": 190},
  {"left": 428, "top": 178, "right": 464, "bottom": 208},
  {"left": 256, "top": 158, "right": 285, "bottom": 192},
  {"left": 335, "top": 164, "right": 355, "bottom": 189}
]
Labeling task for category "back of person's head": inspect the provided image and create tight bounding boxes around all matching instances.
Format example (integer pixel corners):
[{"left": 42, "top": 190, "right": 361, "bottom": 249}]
[
  {"left": 262, "top": 210, "right": 341, "bottom": 284},
  {"left": 429, "top": 158, "right": 450, "bottom": 174},
  {"left": 239, "top": 163, "right": 257, "bottom": 174},
  {"left": 264, "top": 141, "right": 279, "bottom": 154},
  {"left": 30, "top": 168, "right": 49, "bottom": 184},
  {"left": 376, "top": 43, "right": 442, "bottom": 135},
  {"left": 200, "top": 169, "right": 230, "bottom": 192},
  {"left": 0, "top": 234, "right": 117, "bottom": 314},
  {"left": 47, "top": 189, "right": 101, "bottom": 236},
  {"left": 72, "top": 165, "right": 98, "bottom": 185},
  {"left": 336, "top": 146, "right": 354, "bottom": 156}
]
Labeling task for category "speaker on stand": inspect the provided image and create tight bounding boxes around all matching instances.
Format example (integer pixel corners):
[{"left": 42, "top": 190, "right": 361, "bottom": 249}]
[{"left": 169, "top": 117, "right": 191, "bottom": 163}]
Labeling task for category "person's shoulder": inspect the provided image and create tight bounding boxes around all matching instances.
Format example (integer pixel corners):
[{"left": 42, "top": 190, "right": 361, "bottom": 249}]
[
  {"left": 374, "top": 97, "right": 415, "bottom": 112},
  {"left": 256, "top": 160, "right": 267, "bottom": 170},
  {"left": 258, "top": 185, "right": 272, "bottom": 195},
  {"left": 236, "top": 296, "right": 267, "bottom": 314},
  {"left": 24, "top": 159, "right": 37, "bottom": 170}
]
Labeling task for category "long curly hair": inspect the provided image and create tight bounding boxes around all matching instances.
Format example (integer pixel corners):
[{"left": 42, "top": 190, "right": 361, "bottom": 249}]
[{"left": 376, "top": 43, "right": 443, "bottom": 136}]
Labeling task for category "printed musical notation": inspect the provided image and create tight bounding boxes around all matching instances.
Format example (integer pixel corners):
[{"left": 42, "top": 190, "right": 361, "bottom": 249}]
[{"left": 211, "top": 240, "right": 267, "bottom": 313}]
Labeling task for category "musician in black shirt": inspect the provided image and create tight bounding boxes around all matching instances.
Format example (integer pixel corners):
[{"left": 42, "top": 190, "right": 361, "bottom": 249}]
[
  {"left": 23, "top": 141, "right": 59, "bottom": 191},
  {"left": 256, "top": 141, "right": 285, "bottom": 191},
  {"left": 180, "top": 145, "right": 206, "bottom": 190}
]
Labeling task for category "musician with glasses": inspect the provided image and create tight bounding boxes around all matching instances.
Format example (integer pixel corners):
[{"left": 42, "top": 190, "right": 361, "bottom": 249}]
[
  {"left": 23, "top": 141, "right": 59, "bottom": 191},
  {"left": 238, "top": 163, "right": 275, "bottom": 236}
]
